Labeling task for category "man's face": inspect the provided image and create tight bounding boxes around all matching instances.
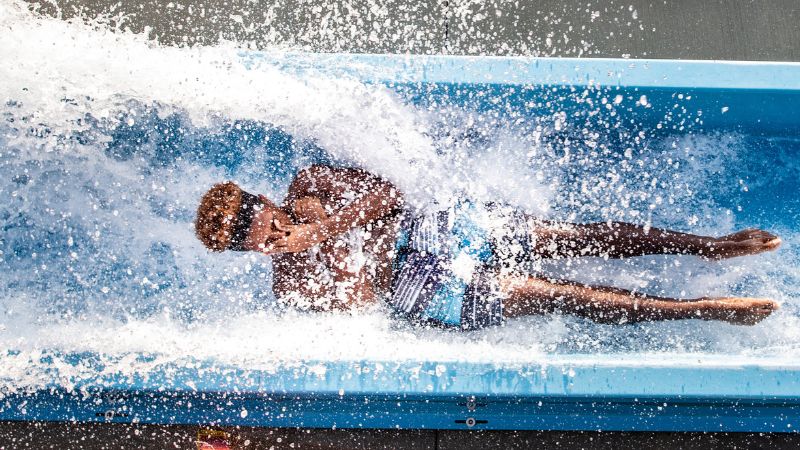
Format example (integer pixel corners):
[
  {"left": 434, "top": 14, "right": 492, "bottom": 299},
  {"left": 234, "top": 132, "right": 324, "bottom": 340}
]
[{"left": 243, "top": 196, "right": 292, "bottom": 253}]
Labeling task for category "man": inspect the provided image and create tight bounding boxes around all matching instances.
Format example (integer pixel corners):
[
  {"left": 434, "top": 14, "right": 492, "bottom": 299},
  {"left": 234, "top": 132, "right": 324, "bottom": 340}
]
[{"left": 194, "top": 164, "right": 780, "bottom": 329}]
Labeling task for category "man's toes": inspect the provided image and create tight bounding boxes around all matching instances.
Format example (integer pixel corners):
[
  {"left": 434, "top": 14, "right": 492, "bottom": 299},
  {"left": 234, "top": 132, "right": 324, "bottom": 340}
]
[
  {"left": 760, "top": 299, "right": 779, "bottom": 311},
  {"left": 764, "top": 236, "right": 782, "bottom": 249},
  {"left": 724, "top": 229, "right": 780, "bottom": 245},
  {"left": 746, "top": 297, "right": 776, "bottom": 308},
  {"left": 748, "top": 229, "right": 779, "bottom": 242},
  {"left": 741, "top": 236, "right": 780, "bottom": 254}
]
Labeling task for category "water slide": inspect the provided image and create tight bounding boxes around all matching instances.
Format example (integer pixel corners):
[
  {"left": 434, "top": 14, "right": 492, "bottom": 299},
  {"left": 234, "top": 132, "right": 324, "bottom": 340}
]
[{"left": 1, "top": 0, "right": 800, "bottom": 434}]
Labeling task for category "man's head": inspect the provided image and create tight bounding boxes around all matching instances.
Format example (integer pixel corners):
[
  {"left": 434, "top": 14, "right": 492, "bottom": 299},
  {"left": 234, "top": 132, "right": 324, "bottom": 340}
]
[{"left": 195, "top": 182, "right": 289, "bottom": 252}]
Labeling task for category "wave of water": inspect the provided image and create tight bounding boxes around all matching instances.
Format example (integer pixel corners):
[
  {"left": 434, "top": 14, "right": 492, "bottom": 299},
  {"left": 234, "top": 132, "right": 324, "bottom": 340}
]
[{"left": 1, "top": 1, "right": 799, "bottom": 392}]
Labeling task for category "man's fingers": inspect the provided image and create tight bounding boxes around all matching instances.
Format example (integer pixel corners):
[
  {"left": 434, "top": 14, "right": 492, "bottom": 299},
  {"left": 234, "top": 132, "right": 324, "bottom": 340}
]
[
  {"left": 273, "top": 219, "right": 297, "bottom": 234},
  {"left": 269, "top": 237, "right": 288, "bottom": 248},
  {"left": 259, "top": 232, "right": 289, "bottom": 254},
  {"left": 272, "top": 219, "right": 287, "bottom": 232},
  {"left": 261, "top": 241, "right": 287, "bottom": 255}
]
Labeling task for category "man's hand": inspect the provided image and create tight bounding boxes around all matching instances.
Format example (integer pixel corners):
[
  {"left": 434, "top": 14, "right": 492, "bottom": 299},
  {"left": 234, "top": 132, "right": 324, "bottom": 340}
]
[
  {"left": 285, "top": 165, "right": 404, "bottom": 241},
  {"left": 292, "top": 196, "right": 327, "bottom": 223},
  {"left": 261, "top": 196, "right": 331, "bottom": 254},
  {"left": 261, "top": 221, "right": 327, "bottom": 254}
]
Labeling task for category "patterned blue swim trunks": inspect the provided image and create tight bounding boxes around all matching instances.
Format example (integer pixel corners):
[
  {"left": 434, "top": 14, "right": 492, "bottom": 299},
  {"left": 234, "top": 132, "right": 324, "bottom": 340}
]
[{"left": 387, "top": 202, "right": 534, "bottom": 330}]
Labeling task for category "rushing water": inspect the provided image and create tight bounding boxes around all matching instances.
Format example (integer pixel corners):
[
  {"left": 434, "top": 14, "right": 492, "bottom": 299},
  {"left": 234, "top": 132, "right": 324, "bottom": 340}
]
[{"left": 1, "top": 1, "right": 799, "bottom": 392}]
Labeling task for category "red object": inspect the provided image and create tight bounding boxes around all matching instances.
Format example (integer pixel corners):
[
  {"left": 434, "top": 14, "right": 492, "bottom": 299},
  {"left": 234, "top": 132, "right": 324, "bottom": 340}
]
[{"left": 196, "top": 429, "right": 232, "bottom": 450}]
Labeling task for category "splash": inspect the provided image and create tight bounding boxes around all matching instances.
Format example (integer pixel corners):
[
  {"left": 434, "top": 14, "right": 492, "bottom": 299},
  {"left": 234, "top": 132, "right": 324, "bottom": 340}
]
[{"left": 0, "top": 1, "right": 799, "bottom": 394}]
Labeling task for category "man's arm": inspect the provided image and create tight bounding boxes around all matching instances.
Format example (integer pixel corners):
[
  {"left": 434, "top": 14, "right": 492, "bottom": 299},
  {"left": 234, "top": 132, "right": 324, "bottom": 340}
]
[
  {"left": 274, "top": 194, "right": 378, "bottom": 310},
  {"left": 267, "top": 165, "right": 404, "bottom": 254},
  {"left": 285, "top": 164, "right": 402, "bottom": 213}
]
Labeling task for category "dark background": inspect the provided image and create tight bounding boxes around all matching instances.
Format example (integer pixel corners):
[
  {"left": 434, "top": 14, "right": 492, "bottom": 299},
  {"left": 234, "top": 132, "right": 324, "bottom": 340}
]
[{"left": 27, "top": 0, "right": 800, "bottom": 60}]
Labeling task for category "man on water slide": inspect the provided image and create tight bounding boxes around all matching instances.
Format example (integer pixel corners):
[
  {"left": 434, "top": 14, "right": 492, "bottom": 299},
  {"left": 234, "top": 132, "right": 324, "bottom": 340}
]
[{"left": 194, "top": 164, "right": 780, "bottom": 329}]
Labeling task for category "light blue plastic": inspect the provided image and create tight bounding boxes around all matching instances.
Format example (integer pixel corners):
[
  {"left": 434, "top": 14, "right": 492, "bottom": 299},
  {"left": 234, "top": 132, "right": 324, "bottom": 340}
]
[
  {"left": 2, "top": 356, "right": 799, "bottom": 431},
  {"left": 2, "top": 53, "right": 800, "bottom": 432}
]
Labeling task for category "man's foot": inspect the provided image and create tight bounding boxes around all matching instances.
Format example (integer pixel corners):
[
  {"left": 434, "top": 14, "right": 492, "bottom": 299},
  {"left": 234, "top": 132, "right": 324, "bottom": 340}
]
[
  {"left": 705, "top": 228, "right": 781, "bottom": 259},
  {"left": 697, "top": 297, "right": 778, "bottom": 325}
]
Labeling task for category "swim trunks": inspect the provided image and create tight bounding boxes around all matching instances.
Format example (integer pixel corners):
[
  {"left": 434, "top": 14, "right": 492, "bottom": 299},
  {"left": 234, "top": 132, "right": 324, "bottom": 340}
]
[{"left": 387, "top": 201, "right": 535, "bottom": 330}]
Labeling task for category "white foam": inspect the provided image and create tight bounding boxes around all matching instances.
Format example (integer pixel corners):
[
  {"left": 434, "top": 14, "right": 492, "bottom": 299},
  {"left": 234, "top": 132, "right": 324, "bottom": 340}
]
[{"left": 0, "top": 1, "right": 798, "bottom": 394}]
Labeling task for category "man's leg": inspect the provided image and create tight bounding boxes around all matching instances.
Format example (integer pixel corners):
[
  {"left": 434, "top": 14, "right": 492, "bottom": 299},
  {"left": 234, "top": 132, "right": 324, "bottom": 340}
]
[
  {"left": 498, "top": 275, "right": 778, "bottom": 325},
  {"left": 528, "top": 219, "right": 780, "bottom": 259}
]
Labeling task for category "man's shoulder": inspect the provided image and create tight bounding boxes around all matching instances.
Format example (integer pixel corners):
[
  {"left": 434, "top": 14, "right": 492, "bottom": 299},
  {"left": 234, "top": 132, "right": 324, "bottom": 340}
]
[
  {"left": 295, "top": 164, "right": 367, "bottom": 182},
  {"left": 287, "top": 164, "right": 343, "bottom": 198},
  {"left": 289, "top": 164, "right": 326, "bottom": 185},
  {"left": 296, "top": 164, "right": 334, "bottom": 179}
]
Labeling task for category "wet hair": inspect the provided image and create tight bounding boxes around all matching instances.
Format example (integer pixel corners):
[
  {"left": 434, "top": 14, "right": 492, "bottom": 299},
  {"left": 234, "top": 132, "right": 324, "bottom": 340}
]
[{"left": 194, "top": 182, "right": 263, "bottom": 252}]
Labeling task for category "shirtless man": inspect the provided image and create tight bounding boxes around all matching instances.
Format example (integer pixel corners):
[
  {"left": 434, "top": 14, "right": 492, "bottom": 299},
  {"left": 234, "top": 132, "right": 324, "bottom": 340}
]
[{"left": 194, "top": 164, "right": 781, "bottom": 329}]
